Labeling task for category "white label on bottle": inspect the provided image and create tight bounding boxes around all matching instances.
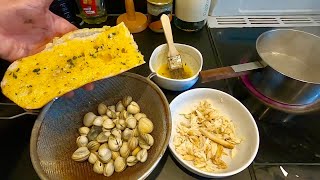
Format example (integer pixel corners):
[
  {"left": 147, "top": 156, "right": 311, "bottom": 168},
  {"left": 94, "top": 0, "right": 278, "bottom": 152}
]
[{"left": 175, "top": 0, "right": 211, "bottom": 22}]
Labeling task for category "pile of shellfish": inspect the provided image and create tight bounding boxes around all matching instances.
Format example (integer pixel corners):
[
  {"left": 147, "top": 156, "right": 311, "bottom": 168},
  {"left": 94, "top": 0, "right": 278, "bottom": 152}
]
[{"left": 71, "top": 96, "right": 154, "bottom": 177}]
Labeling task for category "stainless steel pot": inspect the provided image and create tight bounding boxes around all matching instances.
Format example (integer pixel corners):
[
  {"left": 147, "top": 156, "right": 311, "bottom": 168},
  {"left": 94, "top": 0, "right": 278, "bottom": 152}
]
[
  {"left": 249, "top": 29, "right": 320, "bottom": 105},
  {"left": 200, "top": 29, "right": 320, "bottom": 106}
]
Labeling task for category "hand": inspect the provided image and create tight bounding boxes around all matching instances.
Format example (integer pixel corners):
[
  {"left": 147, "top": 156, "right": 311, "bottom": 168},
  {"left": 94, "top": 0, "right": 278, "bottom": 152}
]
[{"left": 0, "top": 0, "right": 94, "bottom": 96}]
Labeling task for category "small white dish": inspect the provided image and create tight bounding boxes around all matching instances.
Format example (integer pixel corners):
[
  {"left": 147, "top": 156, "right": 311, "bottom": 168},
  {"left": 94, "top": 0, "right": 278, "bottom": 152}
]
[
  {"left": 169, "top": 88, "right": 259, "bottom": 178},
  {"left": 149, "top": 43, "right": 203, "bottom": 91}
]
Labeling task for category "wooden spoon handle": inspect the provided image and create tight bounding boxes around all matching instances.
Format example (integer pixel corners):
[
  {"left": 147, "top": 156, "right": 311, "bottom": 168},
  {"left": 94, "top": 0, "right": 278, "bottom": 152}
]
[
  {"left": 200, "top": 66, "right": 249, "bottom": 83},
  {"left": 160, "top": 14, "right": 179, "bottom": 56}
]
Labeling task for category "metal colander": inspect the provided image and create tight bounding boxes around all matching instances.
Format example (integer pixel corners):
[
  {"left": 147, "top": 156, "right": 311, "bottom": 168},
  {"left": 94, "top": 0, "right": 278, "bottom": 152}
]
[{"left": 30, "top": 72, "right": 171, "bottom": 180}]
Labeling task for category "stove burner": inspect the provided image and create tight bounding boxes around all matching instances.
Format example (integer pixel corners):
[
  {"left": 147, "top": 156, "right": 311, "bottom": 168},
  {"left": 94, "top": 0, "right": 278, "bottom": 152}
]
[{"left": 240, "top": 74, "right": 320, "bottom": 114}]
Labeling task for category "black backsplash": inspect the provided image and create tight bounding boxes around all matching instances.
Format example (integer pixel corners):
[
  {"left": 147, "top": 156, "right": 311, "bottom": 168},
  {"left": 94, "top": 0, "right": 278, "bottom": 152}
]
[{"left": 106, "top": 0, "right": 147, "bottom": 14}]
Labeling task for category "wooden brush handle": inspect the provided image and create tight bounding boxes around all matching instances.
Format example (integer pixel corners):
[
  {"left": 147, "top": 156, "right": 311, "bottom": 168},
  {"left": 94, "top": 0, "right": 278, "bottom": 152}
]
[
  {"left": 200, "top": 67, "right": 249, "bottom": 83},
  {"left": 161, "top": 14, "right": 179, "bottom": 57}
]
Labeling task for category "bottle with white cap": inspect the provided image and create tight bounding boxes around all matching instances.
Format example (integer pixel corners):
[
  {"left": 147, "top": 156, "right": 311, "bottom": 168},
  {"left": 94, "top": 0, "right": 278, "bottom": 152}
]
[{"left": 174, "top": 0, "right": 211, "bottom": 32}]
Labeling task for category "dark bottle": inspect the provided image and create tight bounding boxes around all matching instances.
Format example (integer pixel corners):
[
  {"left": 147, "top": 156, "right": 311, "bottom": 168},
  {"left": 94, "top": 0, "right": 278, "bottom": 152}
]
[{"left": 50, "top": 0, "right": 78, "bottom": 25}]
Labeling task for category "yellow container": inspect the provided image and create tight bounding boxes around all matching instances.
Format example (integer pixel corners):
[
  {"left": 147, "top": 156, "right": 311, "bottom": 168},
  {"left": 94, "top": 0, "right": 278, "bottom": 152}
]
[{"left": 147, "top": 0, "right": 173, "bottom": 33}]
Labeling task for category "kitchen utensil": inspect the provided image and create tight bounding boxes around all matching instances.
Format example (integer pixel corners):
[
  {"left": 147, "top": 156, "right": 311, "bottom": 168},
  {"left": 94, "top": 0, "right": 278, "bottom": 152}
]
[
  {"left": 30, "top": 72, "right": 171, "bottom": 180},
  {"left": 200, "top": 29, "right": 320, "bottom": 106},
  {"left": 201, "top": 61, "right": 267, "bottom": 82},
  {"left": 161, "top": 14, "right": 185, "bottom": 79},
  {"left": 169, "top": 88, "right": 259, "bottom": 178},
  {"left": 149, "top": 43, "right": 203, "bottom": 91},
  {"left": 116, "top": 0, "right": 148, "bottom": 33}
]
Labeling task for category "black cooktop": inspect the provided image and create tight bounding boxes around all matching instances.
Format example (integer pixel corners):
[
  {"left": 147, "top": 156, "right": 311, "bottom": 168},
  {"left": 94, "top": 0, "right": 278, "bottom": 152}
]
[{"left": 209, "top": 27, "right": 320, "bottom": 165}]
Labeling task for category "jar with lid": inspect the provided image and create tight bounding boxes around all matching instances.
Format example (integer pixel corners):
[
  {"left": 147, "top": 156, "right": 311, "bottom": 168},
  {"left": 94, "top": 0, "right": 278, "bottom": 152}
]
[
  {"left": 174, "top": 0, "right": 211, "bottom": 32},
  {"left": 147, "top": 0, "right": 173, "bottom": 33},
  {"left": 76, "top": 0, "right": 108, "bottom": 24}
]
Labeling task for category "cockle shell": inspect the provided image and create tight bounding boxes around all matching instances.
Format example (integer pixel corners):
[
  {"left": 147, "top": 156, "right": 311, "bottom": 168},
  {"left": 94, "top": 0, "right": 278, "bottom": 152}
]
[
  {"left": 114, "top": 156, "right": 126, "bottom": 173},
  {"left": 72, "top": 147, "right": 90, "bottom": 162}
]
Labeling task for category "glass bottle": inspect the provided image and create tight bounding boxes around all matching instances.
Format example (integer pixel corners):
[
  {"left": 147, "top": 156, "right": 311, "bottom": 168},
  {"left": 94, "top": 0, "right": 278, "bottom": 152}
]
[
  {"left": 174, "top": 0, "right": 211, "bottom": 32},
  {"left": 147, "top": 0, "right": 173, "bottom": 33},
  {"left": 76, "top": 0, "right": 108, "bottom": 24}
]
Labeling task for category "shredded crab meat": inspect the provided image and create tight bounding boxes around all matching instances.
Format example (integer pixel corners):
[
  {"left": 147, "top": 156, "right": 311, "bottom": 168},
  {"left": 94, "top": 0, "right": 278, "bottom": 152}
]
[{"left": 174, "top": 100, "right": 242, "bottom": 172}]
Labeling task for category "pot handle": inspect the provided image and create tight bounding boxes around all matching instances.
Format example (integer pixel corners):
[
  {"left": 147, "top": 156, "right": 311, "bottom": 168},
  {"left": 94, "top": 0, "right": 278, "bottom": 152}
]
[
  {"left": 200, "top": 61, "right": 266, "bottom": 83},
  {"left": 0, "top": 102, "right": 39, "bottom": 120},
  {"left": 147, "top": 72, "right": 157, "bottom": 80},
  {"left": 200, "top": 66, "right": 249, "bottom": 83}
]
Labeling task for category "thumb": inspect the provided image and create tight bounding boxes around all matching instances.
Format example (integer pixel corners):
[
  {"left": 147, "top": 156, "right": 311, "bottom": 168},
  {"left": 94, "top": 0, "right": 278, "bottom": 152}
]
[{"left": 50, "top": 12, "right": 78, "bottom": 37}]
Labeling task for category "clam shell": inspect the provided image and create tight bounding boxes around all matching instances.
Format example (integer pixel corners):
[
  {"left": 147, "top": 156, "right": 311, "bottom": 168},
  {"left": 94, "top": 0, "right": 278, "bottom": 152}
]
[
  {"left": 119, "top": 110, "right": 129, "bottom": 120},
  {"left": 134, "top": 113, "right": 147, "bottom": 121},
  {"left": 72, "top": 147, "right": 90, "bottom": 162},
  {"left": 108, "top": 105, "right": 116, "bottom": 112},
  {"left": 104, "top": 160, "right": 115, "bottom": 177},
  {"left": 111, "top": 128, "right": 122, "bottom": 138},
  {"left": 87, "top": 126, "right": 102, "bottom": 141},
  {"left": 126, "top": 117, "right": 137, "bottom": 129},
  {"left": 88, "top": 152, "right": 98, "bottom": 164},
  {"left": 122, "top": 96, "right": 133, "bottom": 107},
  {"left": 93, "top": 160, "right": 104, "bottom": 174},
  {"left": 132, "top": 128, "right": 140, "bottom": 137},
  {"left": 120, "top": 142, "right": 130, "bottom": 158},
  {"left": 93, "top": 116, "right": 104, "bottom": 126},
  {"left": 116, "top": 101, "right": 125, "bottom": 112},
  {"left": 96, "top": 131, "right": 110, "bottom": 143},
  {"left": 140, "top": 133, "right": 154, "bottom": 146},
  {"left": 108, "top": 135, "right": 122, "bottom": 151},
  {"left": 116, "top": 119, "right": 126, "bottom": 130},
  {"left": 127, "top": 101, "right": 140, "bottom": 114},
  {"left": 83, "top": 112, "right": 96, "bottom": 127},
  {"left": 87, "top": 141, "right": 100, "bottom": 152},
  {"left": 98, "top": 143, "right": 108, "bottom": 152},
  {"left": 78, "top": 127, "right": 90, "bottom": 136},
  {"left": 138, "top": 117, "right": 154, "bottom": 134},
  {"left": 102, "top": 118, "right": 115, "bottom": 129},
  {"left": 128, "top": 137, "right": 138, "bottom": 151},
  {"left": 122, "top": 128, "right": 133, "bottom": 141},
  {"left": 98, "top": 103, "right": 108, "bottom": 115},
  {"left": 112, "top": 151, "right": 120, "bottom": 160},
  {"left": 76, "top": 135, "right": 88, "bottom": 147},
  {"left": 98, "top": 146, "right": 112, "bottom": 163},
  {"left": 126, "top": 156, "right": 138, "bottom": 166},
  {"left": 136, "top": 149, "right": 148, "bottom": 163},
  {"left": 106, "top": 109, "right": 117, "bottom": 119},
  {"left": 138, "top": 137, "right": 151, "bottom": 150},
  {"left": 114, "top": 156, "right": 127, "bottom": 173}
]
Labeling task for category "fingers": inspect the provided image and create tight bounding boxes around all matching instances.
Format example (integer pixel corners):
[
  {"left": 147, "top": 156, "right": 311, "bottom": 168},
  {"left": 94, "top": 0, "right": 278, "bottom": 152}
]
[
  {"left": 63, "top": 83, "right": 94, "bottom": 98},
  {"left": 63, "top": 91, "right": 75, "bottom": 98},
  {"left": 50, "top": 12, "right": 77, "bottom": 37},
  {"left": 83, "top": 83, "right": 95, "bottom": 91},
  {"left": 0, "top": 34, "right": 29, "bottom": 62}
]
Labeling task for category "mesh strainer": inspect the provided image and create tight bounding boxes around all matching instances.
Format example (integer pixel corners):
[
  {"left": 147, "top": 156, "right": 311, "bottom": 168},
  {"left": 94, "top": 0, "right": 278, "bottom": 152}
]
[{"left": 30, "top": 72, "right": 171, "bottom": 180}]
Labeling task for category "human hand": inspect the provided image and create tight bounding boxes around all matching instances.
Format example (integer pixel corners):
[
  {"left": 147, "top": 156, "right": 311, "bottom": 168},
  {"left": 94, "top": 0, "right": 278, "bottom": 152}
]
[{"left": 0, "top": 0, "right": 94, "bottom": 96}]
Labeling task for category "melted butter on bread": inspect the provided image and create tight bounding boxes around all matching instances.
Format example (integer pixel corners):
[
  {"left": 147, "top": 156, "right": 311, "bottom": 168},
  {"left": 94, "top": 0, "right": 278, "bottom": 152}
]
[{"left": 1, "top": 23, "right": 144, "bottom": 109}]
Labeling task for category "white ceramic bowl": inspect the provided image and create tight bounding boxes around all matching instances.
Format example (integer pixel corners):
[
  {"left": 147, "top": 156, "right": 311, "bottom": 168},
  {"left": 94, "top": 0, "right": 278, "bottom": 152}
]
[
  {"left": 169, "top": 88, "right": 259, "bottom": 178},
  {"left": 149, "top": 43, "right": 203, "bottom": 91}
]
